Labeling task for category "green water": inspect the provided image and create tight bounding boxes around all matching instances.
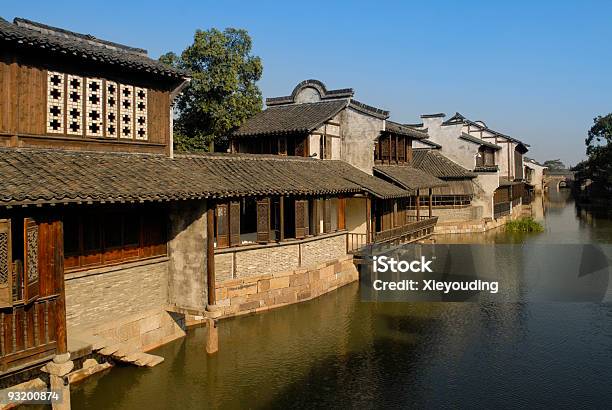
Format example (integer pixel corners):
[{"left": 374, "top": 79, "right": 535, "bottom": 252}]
[{"left": 71, "top": 190, "right": 612, "bottom": 409}]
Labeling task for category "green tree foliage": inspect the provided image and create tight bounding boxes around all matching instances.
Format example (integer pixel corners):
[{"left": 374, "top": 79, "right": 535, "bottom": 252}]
[
  {"left": 577, "top": 114, "right": 612, "bottom": 197},
  {"left": 542, "top": 159, "right": 566, "bottom": 170},
  {"left": 160, "top": 28, "right": 263, "bottom": 152}
]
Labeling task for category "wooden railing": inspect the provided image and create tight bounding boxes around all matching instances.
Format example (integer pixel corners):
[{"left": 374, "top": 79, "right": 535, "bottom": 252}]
[
  {"left": 347, "top": 233, "right": 368, "bottom": 254},
  {"left": 494, "top": 202, "right": 511, "bottom": 219},
  {"left": 374, "top": 216, "right": 438, "bottom": 244}
]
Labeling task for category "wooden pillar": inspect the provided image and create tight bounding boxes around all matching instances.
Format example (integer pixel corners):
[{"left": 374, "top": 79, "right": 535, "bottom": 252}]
[
  {"left": 428, "top": 188, "right": 433, "bottom": 218},
  {"left": 416, "top": 189, "right": 420, "bottom": 220},
  {"left": 393, "top": 200, "right": 398, "bottom": 228},
  {"left": 206, "top": 318, "right": 218, "bottom": 354},
  {"left": 53, "top": 220, "right": 67, "bottom": 354},
  {"left": 206, "top": 206, "right": 216, "bottom": 306},
  {"left": 366, "top": 197, "right": 372, "bottom": 243},
  {"left": 279, "top": 196, "right": 285, "bottom": 242},
  {"left": 388, "top": 136, "right": 392, "bottom": 165},
  {"left": 338, "top": 197, "right": 346, "bottom": 230}
]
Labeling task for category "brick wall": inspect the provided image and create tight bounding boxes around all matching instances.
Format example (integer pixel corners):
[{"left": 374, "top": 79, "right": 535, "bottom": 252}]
[
  {"left": 65, "top": 259, "right": 169, "bottom": 330},
  {"left": 214, "top": 232, "right": 347, "bottom": 281}
]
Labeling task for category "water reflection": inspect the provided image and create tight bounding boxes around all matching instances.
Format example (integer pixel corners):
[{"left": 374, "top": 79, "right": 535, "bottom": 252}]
[{"left": 71, "top": 189, "right": 612, "bottom": 409}]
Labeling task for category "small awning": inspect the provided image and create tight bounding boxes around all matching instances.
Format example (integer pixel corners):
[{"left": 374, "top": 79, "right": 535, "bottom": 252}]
[{"left": 432, "top": 179, "right": 475, "bottom": 196}]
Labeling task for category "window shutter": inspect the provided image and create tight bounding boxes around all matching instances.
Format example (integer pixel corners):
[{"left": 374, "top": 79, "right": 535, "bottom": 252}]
[
  {"left": 256, "top": 198, "right": 270, "bottom": 243},
  {"left": 325, "top": 136, "right": 332, "bottom": 159},
  {"left": 295, "top": 137, "right": 306, "bottom": 157},
  {"left": 324, "top": 199, "right": 332, "bottom": 233},
  {"left": 229, "top": 201, "right": 241, "bottom": 247},
  {"left": 216, "top": 204, "right": 229, "bottom": 248},
  {"left": 0, "top": 219, "right": 12, "bottom": 308},
  {"left": 24, "top": 218, "right": 40, "bottom": 303},
  {"left": 295, "top": 200, "right": 306, "bottom": 239},
  {"left": 303, "top": 200, "right": 310, "bottom": 236}
]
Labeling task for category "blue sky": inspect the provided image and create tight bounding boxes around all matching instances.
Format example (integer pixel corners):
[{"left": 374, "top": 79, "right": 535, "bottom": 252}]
[{"left": 5, "top": 0, "right": 612, "bottom": 166}]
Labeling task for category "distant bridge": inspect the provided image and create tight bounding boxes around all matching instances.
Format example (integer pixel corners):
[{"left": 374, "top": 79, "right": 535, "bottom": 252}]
[{"left": 543, "top": 170, "right": 575, "bottom": 191}]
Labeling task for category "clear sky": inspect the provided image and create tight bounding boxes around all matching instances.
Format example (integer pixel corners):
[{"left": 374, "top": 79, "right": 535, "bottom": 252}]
[{"left": 5, "top": 0, "right": 611, "bottom": 166}]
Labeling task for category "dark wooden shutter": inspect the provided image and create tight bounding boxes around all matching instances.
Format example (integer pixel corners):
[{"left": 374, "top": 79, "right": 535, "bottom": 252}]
[
  {"left": 0, "top": 219, "right": 12, "bottom": 308},
  {"left": 216, "top": 204, "right": 229, "bottom": 248},
  {"left": 323, "top": 199, "right": 332, "bottom": 233},
  {"left": 303, "top": 200, "right": 309, "bottom": 236},
  {"left": 23, "top": 218, "right": 40, "bottom": 303},
  {"left": 295, "top": 200, "right": 306, "bottom": 239},
  {"left": 295, "top": 136, "right": 306, "bottom": 157},
  {"left": 337, "top": 198, "right": 346, "bottom": 230},
  {"left": 256, "top": 198, "right": 270, "bottom": 243},
  {"left": 397, "top": 136, "right": 405, "bottom": 162},
  {"left": 325, "top": 136, "right": 332, "bottom": 159},
  {"left": 229, "top": 201, "right": 240, "bottom": 247}
]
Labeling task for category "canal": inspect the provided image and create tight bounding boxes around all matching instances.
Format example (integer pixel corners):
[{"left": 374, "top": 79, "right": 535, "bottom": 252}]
[{"left": 72, "top": 189, "right": 612, "bottom": 409}]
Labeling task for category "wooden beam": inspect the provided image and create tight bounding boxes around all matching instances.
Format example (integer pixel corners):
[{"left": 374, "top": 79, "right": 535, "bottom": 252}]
[
  {"left": 428, "top": 188, "right": 433, "bottom": 217},
  {"left": 416, "top": 189, "right": 420, "bottom": 220},
  {"left": 393, "top": 200, "right": 398, "bottom": 228},
  {"left": 207, "top": 205, "right": 216, "bottom": 306}
]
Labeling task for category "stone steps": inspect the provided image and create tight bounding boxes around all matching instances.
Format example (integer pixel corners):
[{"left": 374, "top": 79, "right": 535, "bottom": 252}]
[{"left": 83, "top": 335, "right": 164, "bottom": 368}]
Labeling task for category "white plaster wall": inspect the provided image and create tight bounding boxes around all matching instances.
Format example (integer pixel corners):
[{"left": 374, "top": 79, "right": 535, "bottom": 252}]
[
  {"left": 295, "top": 87, "right": 321, "bottom": 103},
  {"left": 340, "top": 107, "right": 384, "bottom": 175},
  {"left": 421, "top": 117, "right": 479, "bottom": 170},
  {"left": 346, "top": 197, "right": 367, "bottom": 234},
  {"left": 473, "top": 173, "right": 500, "bottom": 218}
]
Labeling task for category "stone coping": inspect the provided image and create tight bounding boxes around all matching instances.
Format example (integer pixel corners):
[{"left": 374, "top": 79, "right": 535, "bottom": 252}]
[
  {"left": 65, "top": 256, "right": 169, "bottom": 281},
  {"left": 214, "top": 230, "right": 347, "bottom": 255}
]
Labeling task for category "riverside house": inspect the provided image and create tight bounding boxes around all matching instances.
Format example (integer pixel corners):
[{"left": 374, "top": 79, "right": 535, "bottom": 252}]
[
  {"left": 0, "top": 18, "right": 445, "bottom": 395},
  {"left": 411, "top": 112, "right": 532, "bottom": 227},
  {"left": 231, "top": 79, "right": 445, "bottom": 252}
]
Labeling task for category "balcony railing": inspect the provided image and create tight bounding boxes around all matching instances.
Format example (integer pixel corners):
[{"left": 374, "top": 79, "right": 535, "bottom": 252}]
[
  {"left": 494, "top": 202, "right": 510, "bottom": 219},
  {"left": 374, "top": 216, "right": 438, "bottom": 244}
]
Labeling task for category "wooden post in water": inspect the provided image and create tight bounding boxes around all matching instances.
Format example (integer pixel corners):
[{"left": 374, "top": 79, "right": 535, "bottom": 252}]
[
  {"left": 206, "top": 318, "right": 218, "bottom": 354},
  {"left": 428, "top": 188, "right": 433, "bottom": 218},
  {"left": 206, "top": 206, "right": 216, "bottom": 306}
]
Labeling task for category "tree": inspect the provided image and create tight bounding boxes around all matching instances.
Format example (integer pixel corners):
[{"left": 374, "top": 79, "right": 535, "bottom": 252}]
[
  {"left": 586, "top": 113, "right": 612, "bottom": 156},
  {"left": 542, "top": 159, "right": 566, "bottom": 170},
  {"left": 160, "top": 28, "right": 263, "bottom": 152}
]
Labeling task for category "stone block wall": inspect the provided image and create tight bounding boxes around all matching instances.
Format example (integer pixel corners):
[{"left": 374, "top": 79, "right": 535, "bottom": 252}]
[
  {"left": 300, "top": 234, "right": 346, "bottom": 267},
  {"left": 214, "top": 255, "right": 358, "bottom": 318}
]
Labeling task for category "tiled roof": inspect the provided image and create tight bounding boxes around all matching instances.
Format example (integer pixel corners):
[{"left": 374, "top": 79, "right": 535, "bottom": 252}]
[
  {"left": 459, "top": 133, "right": 501, "bottom": 150},
  {"left": 374, "top": 166, "right": 447, "bottom": 192},
  {"left": 233, "top": 100, "right": 347, "bottom": 137},
  {"left": 432, "top": 180, "right": 475, "bottom": 196},
  {"left": 0, "top": 17, "right": 187, "bottom": 79},
  {"left": 446, "top": 112, "right": 529, "bottom": 148},
  {"left": 385, "top": 121, "right": 428, "bottom": 139},
  {"left": 418, "top": 139, "right": 442, "bottom": 149},
  {"left": 0, "top": 149, "right": 410, "bottom": 207},
  {"left": 411, "top": 149, "right": 476, "bottom": 179}
]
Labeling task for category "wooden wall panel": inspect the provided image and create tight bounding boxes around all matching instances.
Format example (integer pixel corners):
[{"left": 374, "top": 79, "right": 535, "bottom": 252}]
[
  {"left": 147, "top": 88, "right": 169, "bottom": 145},
  {"left": 17, "top": 64, "right": 46, "bottom": 136},
  {"left": 0, "top": 56, "right": 14, "bottom": 134}
]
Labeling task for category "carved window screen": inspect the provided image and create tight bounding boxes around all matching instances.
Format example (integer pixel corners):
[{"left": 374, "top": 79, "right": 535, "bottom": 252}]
[
  {"left": 86, "top": 78, "right": 103, "bottom": 137},
  {"left": 0, "top": 219, "right": 12, "bottom": 308},
  {"left": 256, "top": 198, "right": 270, "bottom": 243},
  {"left": 135, "top": 87, "right": 148, "bottom": 140},
  {"left": 105, "top": 81, "right": 118, "bottom": 138},
  {"left": 24, "top": 218, "right": 39, "bottom": 303},
  {"left": 120, "top": 85, "right": 134, "bottom": 139},
  {"left": 47, "top": 72, "right": 64, "bottom": 134},
  {"left": 66, "top": 74, "right": 83, "bottom": 135},
  {"left": 229, "top": 201, "right": 241, "bottom": 246}
]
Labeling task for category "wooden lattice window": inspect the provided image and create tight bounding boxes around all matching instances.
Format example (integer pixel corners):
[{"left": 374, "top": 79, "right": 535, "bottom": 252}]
[
  {"left": 135, "top": 87, "right": 148, "bottom": 140},
  {"left": 66, "top": 74, "right": 83, "bottom": 135},
  {"left": 295, "top": 200, "right": 308, "bottom": 239},
  {"left": 256, "top": 198, "right": 270, "bottom": 243},
  {"left": 47, "top": 71, "right": 65, "bottom": 134},
  {"left": 120, "top": 85, "right": 134, "bottom": 139},
  {"left": 229, "top": 201, "right": 240, "bottom": 246},
  {"left": 216, "top": 204, "right": 229, "bottom": 248},
  {"left": 397, "top": 136, "right": 406, "bottom": 162},
  {"left": 323, "top": 199, "right": 332, "bottom": 233},
  {"left": 0, "top": 219, "right": 12, "bottom": 308},
  {"left": 86, "top": 78, "right": 103, "bottom": 137}
]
